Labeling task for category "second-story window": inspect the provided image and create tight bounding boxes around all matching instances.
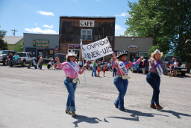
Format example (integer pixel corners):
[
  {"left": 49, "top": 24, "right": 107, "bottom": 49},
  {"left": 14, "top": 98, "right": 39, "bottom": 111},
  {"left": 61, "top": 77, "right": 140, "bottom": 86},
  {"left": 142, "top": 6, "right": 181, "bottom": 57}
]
[{"left": 81, "top": 29, "right": 92, "bottom": 40}]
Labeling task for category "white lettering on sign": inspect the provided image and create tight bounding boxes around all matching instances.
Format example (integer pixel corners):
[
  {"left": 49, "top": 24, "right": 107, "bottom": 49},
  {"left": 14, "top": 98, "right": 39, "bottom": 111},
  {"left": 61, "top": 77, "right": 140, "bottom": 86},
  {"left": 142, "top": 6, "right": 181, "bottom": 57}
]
[
  {"left": 81, "top": 37, "right": 113, "bottom": 60},
  {"left": 80, "top": 20, "right": 95, "bottom": 27}
]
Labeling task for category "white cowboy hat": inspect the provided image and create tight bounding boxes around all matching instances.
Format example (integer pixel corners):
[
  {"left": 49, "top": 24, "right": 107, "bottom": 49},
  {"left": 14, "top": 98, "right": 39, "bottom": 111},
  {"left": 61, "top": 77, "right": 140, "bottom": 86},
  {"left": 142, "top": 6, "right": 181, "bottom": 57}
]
[
  {"left": 66, "top": 52, "right": 77, "bottom": 59},
  {"left": 151, "top": 49, "right": 163, "bottom": 58}
]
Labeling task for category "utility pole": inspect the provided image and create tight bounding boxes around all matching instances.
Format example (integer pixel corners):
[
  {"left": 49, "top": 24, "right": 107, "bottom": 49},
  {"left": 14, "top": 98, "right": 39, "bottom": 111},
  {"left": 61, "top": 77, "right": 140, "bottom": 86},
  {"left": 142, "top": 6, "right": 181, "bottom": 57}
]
[{"left": 11, "top": 28, "right": 17, "bottom": 36}]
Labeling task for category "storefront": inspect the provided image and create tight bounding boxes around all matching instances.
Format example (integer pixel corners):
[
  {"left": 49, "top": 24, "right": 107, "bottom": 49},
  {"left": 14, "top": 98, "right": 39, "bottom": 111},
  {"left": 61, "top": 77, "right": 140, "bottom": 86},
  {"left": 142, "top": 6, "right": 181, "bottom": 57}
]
[
  {"left": 23, "top": 33, "right": 59, "bottom": 58},
  {"left": 59, "top": 16, "right": 115, "bottom": 57},
  {"left": 115, "top": 36, "right": 153, "bottom": 61}
]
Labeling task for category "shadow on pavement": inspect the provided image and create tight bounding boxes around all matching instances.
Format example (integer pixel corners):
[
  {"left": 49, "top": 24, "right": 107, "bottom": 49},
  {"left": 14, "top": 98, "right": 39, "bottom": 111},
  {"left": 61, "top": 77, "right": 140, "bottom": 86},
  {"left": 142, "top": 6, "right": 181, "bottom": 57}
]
[
  {"left": 159, "top": 109, "right": 191, "bottom": 119},
  {"left": 124, "top": 109, "right": 155, "bottom": 118},
  {"left": 106, "top": 108, "right": 168, "bottom": 122},
  {"left": 124, "top": 109, "right": 168, "bottom": 118},
  {"left": 72, "top": 115, "right": 103, "bottom": 127},
  {"left": 107, "top": 116, "right": 139, "bottom": 121}
]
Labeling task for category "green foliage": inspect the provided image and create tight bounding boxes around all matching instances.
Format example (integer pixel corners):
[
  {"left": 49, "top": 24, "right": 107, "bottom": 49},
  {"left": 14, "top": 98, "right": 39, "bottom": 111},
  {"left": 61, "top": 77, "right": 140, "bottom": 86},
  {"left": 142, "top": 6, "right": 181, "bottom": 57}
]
[
  {"left": 8, "top": 40, "right": 24, "bottom": 52},
  {"left": 126, "top": 0, "right": 191, "bottom": 62},
  {"left": 14, "top": 40, "right": 24, "bottom": 52}
]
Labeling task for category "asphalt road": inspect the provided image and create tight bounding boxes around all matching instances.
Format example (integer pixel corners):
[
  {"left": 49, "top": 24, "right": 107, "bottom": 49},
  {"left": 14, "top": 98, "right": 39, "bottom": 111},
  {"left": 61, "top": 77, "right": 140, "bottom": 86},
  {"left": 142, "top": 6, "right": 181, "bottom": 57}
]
[{"left": 0, "top": 66, "right": 191, "bottom": 128}]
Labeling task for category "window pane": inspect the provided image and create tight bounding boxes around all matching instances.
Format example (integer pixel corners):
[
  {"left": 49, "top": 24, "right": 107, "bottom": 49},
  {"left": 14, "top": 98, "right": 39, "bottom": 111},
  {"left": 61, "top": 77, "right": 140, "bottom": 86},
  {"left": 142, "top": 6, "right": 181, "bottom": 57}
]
[
  {"left": 82, "top": 30, "right": 86, "bottom": 35},
  {"left": 87, "top": 29, "right": 92, "bottom": 35},
  {"left": 81, "top": 29, "right": 92, "bottom": 40}
]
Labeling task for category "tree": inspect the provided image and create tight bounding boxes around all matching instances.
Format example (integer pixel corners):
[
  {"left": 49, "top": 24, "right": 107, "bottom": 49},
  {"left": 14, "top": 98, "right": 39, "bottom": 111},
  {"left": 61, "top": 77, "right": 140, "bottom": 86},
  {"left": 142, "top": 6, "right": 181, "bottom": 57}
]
[
  {"left": 169, "top": 1, "right": 191, "bottom": 62},
  {"left": 125, "top": 0, "right": 170, "bottom": 53},
  {"left": 125, "top": 0, "right": 191, "bottom": 62},
  {"left": 0, "top": 28, "right": 8, "bottom": 50}
]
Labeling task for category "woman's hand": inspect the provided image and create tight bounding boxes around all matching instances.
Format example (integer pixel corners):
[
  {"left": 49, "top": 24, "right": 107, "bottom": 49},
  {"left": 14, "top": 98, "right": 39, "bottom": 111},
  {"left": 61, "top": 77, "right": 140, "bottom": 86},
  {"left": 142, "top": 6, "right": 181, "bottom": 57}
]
[
  {"left": 55, "top": 57, "right": 60, "bottom": 64},
  {"left": 82, "top": 66, "right": 87, "bottom": 70},
  {"left": 79, "top": 66, "right": 86, "bottom": 74}
]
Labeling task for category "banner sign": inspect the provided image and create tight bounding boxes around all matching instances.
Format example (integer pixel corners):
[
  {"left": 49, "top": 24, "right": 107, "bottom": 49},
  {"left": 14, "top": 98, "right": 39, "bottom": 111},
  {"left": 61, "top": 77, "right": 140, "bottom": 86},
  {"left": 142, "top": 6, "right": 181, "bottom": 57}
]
[{"left": 81, "top": 37, "right": 113, "bottom": 60}]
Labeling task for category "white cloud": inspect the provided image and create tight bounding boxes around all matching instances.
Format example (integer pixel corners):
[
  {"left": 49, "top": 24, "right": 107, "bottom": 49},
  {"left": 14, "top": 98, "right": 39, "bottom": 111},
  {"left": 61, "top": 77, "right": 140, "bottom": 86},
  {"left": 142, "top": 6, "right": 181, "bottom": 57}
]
[
  {"left": 25, "top": 27, "right": 57, "bottom": 34},
  {"left": 43, "top": 24, "right": 54, "bottom": 29},
  {"left": 115, "top": 12, "right": 130, "bottom": 17},
  {"left": 115, "top": 24, "right": 126, "bottom": 36},
  {"left": 37, "top": 10, "right": 54, "bottom": 16}
]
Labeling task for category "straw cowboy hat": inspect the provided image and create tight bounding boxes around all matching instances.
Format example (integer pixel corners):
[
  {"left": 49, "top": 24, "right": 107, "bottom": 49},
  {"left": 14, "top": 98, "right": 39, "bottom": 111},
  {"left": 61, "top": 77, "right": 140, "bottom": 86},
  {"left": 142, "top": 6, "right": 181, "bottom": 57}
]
[
  {"left": 66, "top": 52, "right": 77, "bottom": 59},
  {"left": 151, "top": 49, "right": 163, "bottom": 58}
]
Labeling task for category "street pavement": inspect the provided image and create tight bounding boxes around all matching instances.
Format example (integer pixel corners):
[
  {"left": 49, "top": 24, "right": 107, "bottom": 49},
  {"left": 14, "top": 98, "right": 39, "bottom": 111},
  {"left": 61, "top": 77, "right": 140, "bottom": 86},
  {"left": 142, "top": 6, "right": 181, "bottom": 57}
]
[{"left": 0, "top": 66, "right": 191, "bottom": 128}]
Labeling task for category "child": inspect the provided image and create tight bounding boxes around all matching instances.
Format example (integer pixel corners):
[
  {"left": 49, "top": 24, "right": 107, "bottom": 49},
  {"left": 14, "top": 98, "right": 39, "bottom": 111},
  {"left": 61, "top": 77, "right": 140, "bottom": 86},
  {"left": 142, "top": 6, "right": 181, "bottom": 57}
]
[
  {"left": 102, "top": 64, "right": 107, "bottom": 77},
  {"left": 97, "top": 64, "right": 101, "bottom": 77}
]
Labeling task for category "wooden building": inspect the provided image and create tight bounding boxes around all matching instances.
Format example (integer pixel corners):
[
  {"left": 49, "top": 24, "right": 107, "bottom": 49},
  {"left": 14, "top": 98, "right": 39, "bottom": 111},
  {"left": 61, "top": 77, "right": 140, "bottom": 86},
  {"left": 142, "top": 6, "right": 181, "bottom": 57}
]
[{"left": 59, "top": 16, "right": 115, "bottom": 56}]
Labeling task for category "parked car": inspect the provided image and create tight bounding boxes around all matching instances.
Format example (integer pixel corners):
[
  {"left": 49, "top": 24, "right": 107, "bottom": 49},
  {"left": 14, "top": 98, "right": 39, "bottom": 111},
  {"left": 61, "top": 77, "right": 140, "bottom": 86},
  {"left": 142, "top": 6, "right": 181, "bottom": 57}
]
[
  {"left": 0, "top": 50, "right": 16, "bottom": 65},
  {"left": 11, "top": 52, "right": 34, "bottom": 67}
]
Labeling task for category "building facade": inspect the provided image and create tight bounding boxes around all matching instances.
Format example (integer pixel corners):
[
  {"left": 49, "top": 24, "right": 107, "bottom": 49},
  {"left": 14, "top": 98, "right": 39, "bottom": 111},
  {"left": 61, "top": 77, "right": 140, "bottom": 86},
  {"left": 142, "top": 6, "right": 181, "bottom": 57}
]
[
  {"left": 59, "top": 16, "right": 115, "bottom": 56},
  {"left": 23, "top": 33, "right": 59, "bottom": 58},
  {"left": 115, "top": 36, "right": 153, "bottom": 60}
]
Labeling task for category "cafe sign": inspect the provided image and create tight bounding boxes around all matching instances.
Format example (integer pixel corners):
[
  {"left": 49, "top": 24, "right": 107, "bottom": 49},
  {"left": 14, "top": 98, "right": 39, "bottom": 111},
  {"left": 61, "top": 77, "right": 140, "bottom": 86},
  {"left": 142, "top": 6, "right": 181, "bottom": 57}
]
[
  {"left": 80, "top": 20, "right": 95, "bottom": 27},
  {"left": 32, "top": 39, "right": 49, "bottom": 48}
]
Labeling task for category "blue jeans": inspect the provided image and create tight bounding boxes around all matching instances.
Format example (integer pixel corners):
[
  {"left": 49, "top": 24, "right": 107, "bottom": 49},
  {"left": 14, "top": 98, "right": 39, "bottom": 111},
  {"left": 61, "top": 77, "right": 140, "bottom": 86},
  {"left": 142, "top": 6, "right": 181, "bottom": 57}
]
[
  {"left": 92, "top": 67, "right": 97, "bottom": 77},
  {"left": 114, "top": 76, "right": 128, "bottom": 109},
  {"left": 113, "top": 68, "right": 117, "bottom": 77},
  {"left": 146, "top": 72, "right": 161, "bottom": 105},
  {"left": 64, "top": 78, "right": 77, "bottom": 112}
]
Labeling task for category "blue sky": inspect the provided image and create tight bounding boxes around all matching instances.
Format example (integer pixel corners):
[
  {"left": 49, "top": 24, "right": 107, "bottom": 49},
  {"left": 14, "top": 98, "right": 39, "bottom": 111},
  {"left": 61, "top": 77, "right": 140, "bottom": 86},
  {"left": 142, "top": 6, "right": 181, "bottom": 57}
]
[{"left": 0, "top": 0, "right": 138, "bottom": 36}]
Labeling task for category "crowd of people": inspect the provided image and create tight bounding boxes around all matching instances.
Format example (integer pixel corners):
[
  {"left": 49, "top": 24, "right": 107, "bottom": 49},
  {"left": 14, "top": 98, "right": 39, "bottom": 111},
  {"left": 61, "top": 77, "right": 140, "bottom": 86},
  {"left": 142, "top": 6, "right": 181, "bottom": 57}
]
[{"left": 90, "top": 60, "right": 112, "bottom": 77}]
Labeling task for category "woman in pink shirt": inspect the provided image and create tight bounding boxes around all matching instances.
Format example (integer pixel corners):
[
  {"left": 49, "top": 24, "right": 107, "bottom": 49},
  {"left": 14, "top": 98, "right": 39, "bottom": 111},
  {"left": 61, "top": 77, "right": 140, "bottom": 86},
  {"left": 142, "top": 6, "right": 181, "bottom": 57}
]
[{"left": 56, "top": 52, "right": 85, "bottom": 117}]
